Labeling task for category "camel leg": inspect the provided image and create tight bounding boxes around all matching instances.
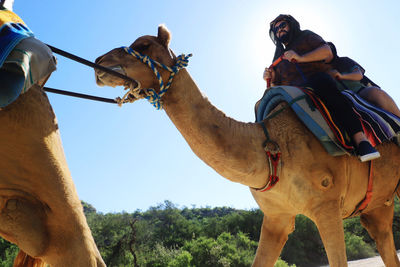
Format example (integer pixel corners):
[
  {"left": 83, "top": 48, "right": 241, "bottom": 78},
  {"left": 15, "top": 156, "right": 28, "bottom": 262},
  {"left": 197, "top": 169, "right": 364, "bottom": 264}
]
[
  {"left": 312, "top": 202, "right": 348, "bottom": 267},
  {"left": 360, "top": 204, "right": 400, "bottom": 267},
  {"left": 252, "top": 214, "right": 295, "bottom": 267},
  {"left": 0, "top": 190, "right": 48, "bottom": 257},
  {"left": 397, "top": 184, "right": 400, "bottom": 199}
]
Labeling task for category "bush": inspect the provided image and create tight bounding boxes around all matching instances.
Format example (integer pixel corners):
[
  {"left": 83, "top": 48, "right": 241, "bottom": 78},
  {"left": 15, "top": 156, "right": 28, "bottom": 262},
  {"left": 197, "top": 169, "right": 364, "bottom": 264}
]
[
  {"left": 275, "top": 258, "right": 296, "bottom": 267},
  {"left": 167, "top": 250, "right": 192, "bottom": 267},
  {"left": 345, "top": 232, "right": 376, "bottom": 260},
  {"left": 281, "top": 215, "right": 326, "bottom": 266},
  {"left": 0, "top": 238, "right": 18, "bottom": 267},
  {"left": 183, "top": 232, "right": 257, "bottom": 267},
  {"left": 138, "top": 243, "right": 191, "bottom": 267}
]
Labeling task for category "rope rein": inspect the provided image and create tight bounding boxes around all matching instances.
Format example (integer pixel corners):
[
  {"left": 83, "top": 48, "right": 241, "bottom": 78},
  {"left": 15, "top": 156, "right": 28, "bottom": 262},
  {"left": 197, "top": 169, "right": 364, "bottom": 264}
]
[
  {"left": 44, "top": 44, "right": 192, "bottom": 107},
  {"left": 120, "top": 47, "right": 192, "bottom": 109}
]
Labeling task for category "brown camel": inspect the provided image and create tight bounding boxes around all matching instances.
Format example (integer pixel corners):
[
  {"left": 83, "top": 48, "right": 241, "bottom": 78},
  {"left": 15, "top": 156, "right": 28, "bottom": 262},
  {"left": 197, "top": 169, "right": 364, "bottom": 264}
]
[
  {"left": 94, "top": 25, "right": 400, "bottom": 267},
  {"left": 0, "top": 85, "right": 106, "bottom": 266}
]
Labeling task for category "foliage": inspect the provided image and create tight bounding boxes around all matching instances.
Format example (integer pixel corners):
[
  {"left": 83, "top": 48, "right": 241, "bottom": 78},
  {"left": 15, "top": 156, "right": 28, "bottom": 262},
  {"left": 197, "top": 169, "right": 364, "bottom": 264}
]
[
  {"left": 182, "top": 232, "right": 257, "bottom": 267},
  {"left": 344, "top": 232, "right": 375, "bottom": 260},
  {"left": 275, "top": 258, "right": 296, "bottom": 267},
  {"left": 0, "top": 198, "right": 399, "bottom": 266},
  {"left": 0, "top": 238, "right": 18, "bottom": 267},
  {"left": 394, "top": 198, "right": 400, "bottom": 248},
  {"left": 281, "top": 215, "right": 326, "bottom": 266}
]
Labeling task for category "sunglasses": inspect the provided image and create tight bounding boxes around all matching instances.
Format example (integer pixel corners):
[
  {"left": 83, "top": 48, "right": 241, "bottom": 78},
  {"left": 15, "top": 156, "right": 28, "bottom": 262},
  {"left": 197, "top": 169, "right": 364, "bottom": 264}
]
[{"left": 273, "top": 21, "right": 288, "bottom": 33}]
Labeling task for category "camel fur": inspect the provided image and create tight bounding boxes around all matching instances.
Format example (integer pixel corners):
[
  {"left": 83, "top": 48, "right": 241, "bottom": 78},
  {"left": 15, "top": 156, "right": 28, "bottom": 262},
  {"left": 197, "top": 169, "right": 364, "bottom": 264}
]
[
  {"left": 0, "top": 84, "right": 105, "bottom": 266},
  {"left": 95, "top": 25, "right": 400, "bottom": 267}
]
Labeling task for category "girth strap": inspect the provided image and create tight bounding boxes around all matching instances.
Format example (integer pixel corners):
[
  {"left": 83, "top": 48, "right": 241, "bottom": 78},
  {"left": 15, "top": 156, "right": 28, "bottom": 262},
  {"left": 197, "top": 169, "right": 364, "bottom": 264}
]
[{"left": 349, "top": 161, "right": 374, "bottom": 217}]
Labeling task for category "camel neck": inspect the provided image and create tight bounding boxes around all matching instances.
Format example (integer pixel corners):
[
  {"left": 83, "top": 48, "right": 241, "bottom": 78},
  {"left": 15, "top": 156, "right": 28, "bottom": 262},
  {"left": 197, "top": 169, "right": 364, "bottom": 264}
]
[{"left": 162, "top": 68, "right": 269, "bottom": 188}]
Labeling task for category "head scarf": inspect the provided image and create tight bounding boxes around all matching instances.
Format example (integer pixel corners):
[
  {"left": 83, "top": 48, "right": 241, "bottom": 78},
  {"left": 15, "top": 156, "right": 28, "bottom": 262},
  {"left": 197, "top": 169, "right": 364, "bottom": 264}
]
[{"left": 269, "top": 14, "right": 301, "bottom": 61}]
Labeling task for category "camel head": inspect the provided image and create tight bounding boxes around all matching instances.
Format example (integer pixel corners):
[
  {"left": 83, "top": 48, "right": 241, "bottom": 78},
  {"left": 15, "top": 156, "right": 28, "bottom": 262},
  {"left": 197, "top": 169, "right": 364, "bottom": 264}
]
[{"left": 95, "top": 25, "right": 176, "bottom": 93}]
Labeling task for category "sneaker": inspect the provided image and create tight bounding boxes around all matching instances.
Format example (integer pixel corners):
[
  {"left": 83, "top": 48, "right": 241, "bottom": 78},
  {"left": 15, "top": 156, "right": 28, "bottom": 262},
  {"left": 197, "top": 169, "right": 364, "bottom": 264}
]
[{"left": 357, "top": 141, "right": 380, "bottom": 162}]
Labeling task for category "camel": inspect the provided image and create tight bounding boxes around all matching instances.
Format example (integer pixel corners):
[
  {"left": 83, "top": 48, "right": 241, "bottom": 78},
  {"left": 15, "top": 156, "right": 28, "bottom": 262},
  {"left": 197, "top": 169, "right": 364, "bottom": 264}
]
[
  {"left": 94, "top": 25, "right": 400, "bottom": 267},
  {"left": 0, "top": 2, "right": 105, "bottom": 266},
  {"left": 0, "top": 77, "right": 105, "bottom": 266}
]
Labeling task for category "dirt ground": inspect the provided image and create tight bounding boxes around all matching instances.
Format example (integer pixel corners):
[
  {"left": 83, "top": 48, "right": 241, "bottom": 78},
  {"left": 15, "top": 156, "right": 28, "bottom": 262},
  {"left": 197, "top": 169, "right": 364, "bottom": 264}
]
[
  {"left": 347, "top": 251, "right": 400, "bottom": 267},
  {"left": 320, "top": 251, "right": 400, "bottom": 267}
]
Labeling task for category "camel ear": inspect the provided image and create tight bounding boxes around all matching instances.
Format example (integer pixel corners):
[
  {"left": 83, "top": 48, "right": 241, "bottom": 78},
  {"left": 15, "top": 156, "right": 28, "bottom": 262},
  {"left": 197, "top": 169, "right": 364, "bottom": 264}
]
[{"left": 157, "top": 24, "right": 171, "bottom": 48}]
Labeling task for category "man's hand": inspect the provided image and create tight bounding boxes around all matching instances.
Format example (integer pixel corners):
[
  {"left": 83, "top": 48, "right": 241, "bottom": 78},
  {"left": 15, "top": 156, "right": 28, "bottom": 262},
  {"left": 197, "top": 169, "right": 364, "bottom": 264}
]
[
  {"left": 263, "top": 67, "right": 275, "bottom": 82},
  {"left": 283, "top": 50, "right": 301, "bottom": 62},
  {"left": 328, "top": 69, "right": 341, "bottom": 80}
]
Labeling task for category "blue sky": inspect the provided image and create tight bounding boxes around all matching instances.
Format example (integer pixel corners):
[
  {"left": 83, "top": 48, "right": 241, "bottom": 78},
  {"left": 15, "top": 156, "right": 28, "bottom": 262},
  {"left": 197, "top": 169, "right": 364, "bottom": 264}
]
[{"left": 13, "top": 0, "right": 400, "bottom": 212}]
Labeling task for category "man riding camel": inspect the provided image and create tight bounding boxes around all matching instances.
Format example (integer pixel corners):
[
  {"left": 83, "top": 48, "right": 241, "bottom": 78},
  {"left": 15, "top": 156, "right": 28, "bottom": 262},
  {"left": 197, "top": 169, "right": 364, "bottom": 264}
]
[{"left": 263, "top": 14, "right": 380, "bottom": 162}]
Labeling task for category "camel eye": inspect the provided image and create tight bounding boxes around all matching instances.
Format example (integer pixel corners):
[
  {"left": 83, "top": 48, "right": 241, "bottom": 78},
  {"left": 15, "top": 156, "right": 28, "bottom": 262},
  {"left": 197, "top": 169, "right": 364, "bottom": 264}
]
[{"left": 133, "top": 43, "right": 150, "bottom": 53}]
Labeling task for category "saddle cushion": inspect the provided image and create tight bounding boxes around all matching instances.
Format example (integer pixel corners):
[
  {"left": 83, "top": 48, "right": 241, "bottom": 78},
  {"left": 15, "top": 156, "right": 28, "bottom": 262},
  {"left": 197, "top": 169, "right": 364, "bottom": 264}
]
[
  {"left": 256, "top": 86, "right": 349, "bottom": 156},
  {"left": 0, "top": 37, "right": 56, "bottom": 108},
  {"left": 0, "top": 8, "right": 56, "bottom": 108},
  {"left": 256, "top": 86, "right": 400, "bottom": 156},
  {"left": 0, "top": 8, "right": 34, "bottom": 67}
]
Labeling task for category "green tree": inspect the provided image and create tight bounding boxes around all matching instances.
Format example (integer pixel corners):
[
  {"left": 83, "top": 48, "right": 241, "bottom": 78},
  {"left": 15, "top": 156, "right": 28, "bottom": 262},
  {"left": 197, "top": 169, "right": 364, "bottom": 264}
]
[
  {"left": 344, "top": 232, "right": 375, "bottom": 260},
  {"left": 0, "top": 238, "right": 18, "bottom": 267},
  {"left": 183, "top": 232, "right": 257, "bottom": 267},
  {"left": 280, "top": 215, "right": 326, "bottom": 266}
]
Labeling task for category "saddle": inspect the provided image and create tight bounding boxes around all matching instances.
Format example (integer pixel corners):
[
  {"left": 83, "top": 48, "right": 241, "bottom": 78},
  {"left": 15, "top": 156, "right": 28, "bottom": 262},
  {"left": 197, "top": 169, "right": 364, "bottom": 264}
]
[
  {"left": 256, "top": 86, "right": 400, "bottom": 156},
  {"left": 0, "top": 8, "right": 56, "bottom": 108}
]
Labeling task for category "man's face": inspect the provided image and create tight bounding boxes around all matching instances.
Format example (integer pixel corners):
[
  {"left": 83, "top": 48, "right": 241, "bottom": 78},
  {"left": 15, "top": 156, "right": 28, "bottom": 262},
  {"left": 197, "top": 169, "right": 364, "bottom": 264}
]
[{"left": 273, "top": 20, "right": 290, "bottom": 43}]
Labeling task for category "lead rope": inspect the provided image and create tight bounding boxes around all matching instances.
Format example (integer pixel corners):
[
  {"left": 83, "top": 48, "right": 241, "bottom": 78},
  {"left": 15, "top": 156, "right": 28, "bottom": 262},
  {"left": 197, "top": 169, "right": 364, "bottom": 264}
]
[{"left": 120, "top": 47, "right": 192, "bottom": 109}]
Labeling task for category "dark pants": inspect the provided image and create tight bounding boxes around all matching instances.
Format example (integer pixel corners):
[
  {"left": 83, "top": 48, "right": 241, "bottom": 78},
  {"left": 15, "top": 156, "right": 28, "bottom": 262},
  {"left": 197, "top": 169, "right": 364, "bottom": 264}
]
[{"left": 304, "top": 72, "right": 363, "bottom": 137}]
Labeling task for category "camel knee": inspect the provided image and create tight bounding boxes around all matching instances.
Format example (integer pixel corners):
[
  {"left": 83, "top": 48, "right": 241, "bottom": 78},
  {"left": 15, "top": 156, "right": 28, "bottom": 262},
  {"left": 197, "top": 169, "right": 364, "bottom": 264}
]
[
  {"left": 260, "top": 215, "right": 295, "bottom": 246},
  {"left": 0, "top": 191, "right": 48, "bottom": 257},
  {"left": 360, "top": 209, "right": 394, "bottom": 242}
]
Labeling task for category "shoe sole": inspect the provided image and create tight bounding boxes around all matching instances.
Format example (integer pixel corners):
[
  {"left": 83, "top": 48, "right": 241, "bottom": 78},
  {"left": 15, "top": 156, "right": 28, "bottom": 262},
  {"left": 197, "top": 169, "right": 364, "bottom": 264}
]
[{"left": 359, "top": 152, "right": 381, "bottom": 162}]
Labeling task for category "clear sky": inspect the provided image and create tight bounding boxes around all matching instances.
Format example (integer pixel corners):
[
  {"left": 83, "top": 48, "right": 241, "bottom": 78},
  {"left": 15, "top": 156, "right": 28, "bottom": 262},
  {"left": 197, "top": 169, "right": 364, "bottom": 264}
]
[{"left": 12, "top": 0, "right": 400, "bottom": 213}]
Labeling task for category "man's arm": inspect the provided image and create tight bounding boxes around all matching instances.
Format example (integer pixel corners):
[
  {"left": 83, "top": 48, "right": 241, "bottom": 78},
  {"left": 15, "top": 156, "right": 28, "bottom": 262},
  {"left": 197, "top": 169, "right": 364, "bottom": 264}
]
[
  {"left": 283, "top": 44, "right": 333, "bottom": 63},
  {"left": 335, "top": 67, "right": 363, "bottom": 81}
]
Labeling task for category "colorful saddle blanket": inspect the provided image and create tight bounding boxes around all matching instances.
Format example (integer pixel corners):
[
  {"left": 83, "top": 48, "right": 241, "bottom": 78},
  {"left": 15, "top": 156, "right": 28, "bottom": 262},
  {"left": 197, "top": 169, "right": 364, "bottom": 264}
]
[{"left": 255, "top": 86, "right": 400, "bottom": 156}]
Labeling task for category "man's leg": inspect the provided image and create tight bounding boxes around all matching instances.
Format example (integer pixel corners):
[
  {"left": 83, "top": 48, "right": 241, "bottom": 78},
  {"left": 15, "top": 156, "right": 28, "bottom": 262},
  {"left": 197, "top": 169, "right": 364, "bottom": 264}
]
[{"left": 358, "top": 86, "right": 400, "bottom": 117}]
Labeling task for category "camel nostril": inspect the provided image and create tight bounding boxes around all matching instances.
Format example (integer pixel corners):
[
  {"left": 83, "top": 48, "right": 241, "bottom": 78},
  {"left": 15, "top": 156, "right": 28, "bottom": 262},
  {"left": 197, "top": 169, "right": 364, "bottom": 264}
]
[{"left": 109, "top": 65, "right": 125, "bottom": 75}]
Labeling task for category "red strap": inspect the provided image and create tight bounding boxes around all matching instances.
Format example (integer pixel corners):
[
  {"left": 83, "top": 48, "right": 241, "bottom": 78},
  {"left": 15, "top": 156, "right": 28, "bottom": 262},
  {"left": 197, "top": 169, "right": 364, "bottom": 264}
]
[
  {"left": 356, "top": 161, "right": 374, "bottom": 211},
  {"left": 270, "top": 56, "right": 283, "bottom": 68},
  {"left": 266, "top": 56, "right": 284, "bottom": 89},
  {"left": 349, "top": 161, "right": 373, "bottom": 216},
  {"left": 259, "top": 152, "right": 281, "bottom": 192},
  {"left": 266, "top": 56, "right": 298, "bottom": 88}
]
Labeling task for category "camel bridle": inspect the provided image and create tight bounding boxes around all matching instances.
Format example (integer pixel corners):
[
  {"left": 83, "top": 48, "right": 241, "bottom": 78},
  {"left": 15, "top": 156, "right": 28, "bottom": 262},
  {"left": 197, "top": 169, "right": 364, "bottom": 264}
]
[
  {"left": 42, "top": 44, "right": 191, "bottom": 109},
  {"left": 118, "top": 46, "right": 192, "bottom": 109}
]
